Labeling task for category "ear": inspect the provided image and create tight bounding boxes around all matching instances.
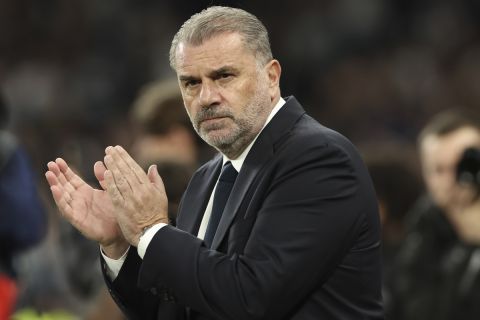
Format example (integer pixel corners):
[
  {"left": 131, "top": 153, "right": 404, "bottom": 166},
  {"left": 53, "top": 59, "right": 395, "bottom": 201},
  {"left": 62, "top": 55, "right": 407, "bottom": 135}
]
[{"left": 265, "top": 59, "right": 281, "bottom": 100}]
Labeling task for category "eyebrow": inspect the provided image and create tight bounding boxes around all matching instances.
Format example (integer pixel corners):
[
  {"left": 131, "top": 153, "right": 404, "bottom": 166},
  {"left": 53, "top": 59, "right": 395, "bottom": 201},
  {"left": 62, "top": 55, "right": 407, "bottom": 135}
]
[
  {"left": 179, "top": 75, "right": 198, "bottom": 82},
  {"left": 209, "top": 66, "right": 239, "bottom": 78},
  {"left": 178, "top": 66, "right": 240, "bottom": 82}
]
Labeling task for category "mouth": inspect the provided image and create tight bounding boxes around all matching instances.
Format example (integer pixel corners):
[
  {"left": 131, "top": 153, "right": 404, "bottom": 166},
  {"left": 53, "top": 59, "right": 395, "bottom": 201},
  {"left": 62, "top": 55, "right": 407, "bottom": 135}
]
[{"left": 200, "top": 116, "right": 229, "bottom": 125}]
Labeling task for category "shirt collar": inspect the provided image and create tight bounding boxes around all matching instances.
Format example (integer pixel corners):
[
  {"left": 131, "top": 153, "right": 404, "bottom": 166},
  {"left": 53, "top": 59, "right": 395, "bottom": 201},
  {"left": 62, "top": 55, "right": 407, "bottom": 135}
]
[{"left": 222, "top": 97, "right": 286, "bottom": 172}]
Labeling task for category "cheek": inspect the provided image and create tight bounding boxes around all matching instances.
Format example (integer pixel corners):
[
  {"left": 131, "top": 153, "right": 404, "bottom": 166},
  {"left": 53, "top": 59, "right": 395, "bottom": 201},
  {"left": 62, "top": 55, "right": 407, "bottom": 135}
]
[
  {"left": 428, "top": 173, "right": 455, "bottom": 196},
  {"left": 230, "top": 77, "right": 260, "bottom": 103},
  {"left": 182, "top": 100, "right": 196, "bottom": 119},
  {"left": 425, "top": 176, "right": 439, "bottom": 194}
]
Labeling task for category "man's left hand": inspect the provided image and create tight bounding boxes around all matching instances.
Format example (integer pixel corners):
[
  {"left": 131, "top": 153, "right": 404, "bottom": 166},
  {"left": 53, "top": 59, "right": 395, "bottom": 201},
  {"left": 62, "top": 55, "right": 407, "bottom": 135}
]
[{"left": 103, "top": 145, "right": 169, "bottom": 246}]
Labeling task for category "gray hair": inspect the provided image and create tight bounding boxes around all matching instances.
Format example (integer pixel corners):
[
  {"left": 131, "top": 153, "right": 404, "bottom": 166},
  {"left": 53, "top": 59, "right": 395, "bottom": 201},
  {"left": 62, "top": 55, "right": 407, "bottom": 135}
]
[{"left": 169, "top": 6, "right": 273, "bottom": 70}]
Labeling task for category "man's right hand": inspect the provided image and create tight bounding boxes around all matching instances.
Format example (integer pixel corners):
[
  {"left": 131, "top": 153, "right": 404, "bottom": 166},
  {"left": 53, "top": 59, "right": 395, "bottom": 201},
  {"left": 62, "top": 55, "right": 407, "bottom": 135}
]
[{"left": 45, "top": 158, "right": 129, "bottom": 258}]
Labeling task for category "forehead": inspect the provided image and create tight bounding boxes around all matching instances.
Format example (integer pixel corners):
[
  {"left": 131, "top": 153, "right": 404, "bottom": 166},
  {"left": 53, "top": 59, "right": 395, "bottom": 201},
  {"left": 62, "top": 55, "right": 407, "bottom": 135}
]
[
  {"left": 421, "top": 127, "right": 480, "bottom": 163},
  {"left": 175, "top": 33, "right": 256, "bottom": 74}
]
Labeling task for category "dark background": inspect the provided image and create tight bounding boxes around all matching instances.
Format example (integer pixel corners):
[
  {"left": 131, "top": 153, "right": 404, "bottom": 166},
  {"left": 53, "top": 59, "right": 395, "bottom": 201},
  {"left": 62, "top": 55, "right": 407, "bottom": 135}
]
[
  {"left": 1, "top": 0, "right": 480, "bottom": 317},
  {"left": 2, "top": 0, "right": 480, "bottom": 152}
]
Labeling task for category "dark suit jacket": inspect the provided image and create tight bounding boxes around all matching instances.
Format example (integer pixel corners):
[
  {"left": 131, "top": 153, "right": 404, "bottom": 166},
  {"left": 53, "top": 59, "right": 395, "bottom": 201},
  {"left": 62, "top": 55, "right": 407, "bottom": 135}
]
[{"left": 104, "top": 97, "right": 384, "bottom": 319}]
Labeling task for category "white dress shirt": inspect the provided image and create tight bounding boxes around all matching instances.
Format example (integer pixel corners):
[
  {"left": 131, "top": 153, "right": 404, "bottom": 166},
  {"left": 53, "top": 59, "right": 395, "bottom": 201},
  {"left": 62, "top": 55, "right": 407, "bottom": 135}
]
[{"left": 102, "top": 97, "right": 286, "bottom": 280}]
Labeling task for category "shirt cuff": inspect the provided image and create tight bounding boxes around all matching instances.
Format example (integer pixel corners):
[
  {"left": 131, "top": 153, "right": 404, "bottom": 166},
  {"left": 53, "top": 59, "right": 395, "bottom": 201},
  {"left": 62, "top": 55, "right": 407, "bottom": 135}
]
[
  {"left": 137, "top": 223, "right": 168, "bottom": 259},
  {"left": 101, "top": 246, "right": 130, "bottom": 281}
]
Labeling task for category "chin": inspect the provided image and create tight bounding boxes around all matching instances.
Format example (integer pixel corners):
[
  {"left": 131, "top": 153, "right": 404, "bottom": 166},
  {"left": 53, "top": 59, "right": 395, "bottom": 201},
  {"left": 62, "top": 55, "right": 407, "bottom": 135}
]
[{"left": 206, "top": 136, "right": 235, "bottom": 148}]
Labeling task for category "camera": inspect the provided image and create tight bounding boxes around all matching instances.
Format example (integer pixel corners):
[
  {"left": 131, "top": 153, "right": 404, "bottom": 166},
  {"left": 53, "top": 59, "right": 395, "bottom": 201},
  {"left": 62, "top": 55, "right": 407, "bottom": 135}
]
[{"left": 457, "top": 147, "right": 480, "bottom": 189}]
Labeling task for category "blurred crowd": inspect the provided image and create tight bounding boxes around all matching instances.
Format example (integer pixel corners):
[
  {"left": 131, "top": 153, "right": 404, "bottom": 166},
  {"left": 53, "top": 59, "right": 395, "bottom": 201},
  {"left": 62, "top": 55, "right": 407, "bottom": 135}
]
[{"left": 1, "top": 0, "right": 480, "bottom": 319}]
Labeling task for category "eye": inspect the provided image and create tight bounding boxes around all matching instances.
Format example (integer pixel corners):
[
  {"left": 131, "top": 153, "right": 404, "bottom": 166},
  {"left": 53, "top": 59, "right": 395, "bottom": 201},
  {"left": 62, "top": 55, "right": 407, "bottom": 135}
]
[
  {"left": 184, "top": 79, "right": 200, "bottom": 88},
  {"left": 216, "top": 72, "right": 234, "bottom": 82}
]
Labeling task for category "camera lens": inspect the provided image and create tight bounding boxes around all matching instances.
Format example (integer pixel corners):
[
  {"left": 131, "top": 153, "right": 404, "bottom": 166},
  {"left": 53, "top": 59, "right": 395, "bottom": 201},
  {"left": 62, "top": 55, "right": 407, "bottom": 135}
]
[{"left": 457, "top": 147, "right": 480, "bottom": 188}]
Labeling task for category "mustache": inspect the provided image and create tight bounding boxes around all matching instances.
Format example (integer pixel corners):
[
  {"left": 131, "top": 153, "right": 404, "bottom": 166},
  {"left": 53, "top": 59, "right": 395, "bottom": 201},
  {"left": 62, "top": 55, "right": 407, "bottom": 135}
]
[{"left": 195, "top": 106, "right": 233, "bottom": 124}]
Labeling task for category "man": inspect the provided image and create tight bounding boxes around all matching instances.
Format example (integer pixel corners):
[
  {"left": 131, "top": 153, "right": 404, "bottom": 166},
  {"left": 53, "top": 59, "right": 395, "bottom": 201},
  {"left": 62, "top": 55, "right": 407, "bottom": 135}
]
[
  {"left": 45, "top": 6, "right": 383, "bottom": 319},
  {"left": 387, "top": 110, "right": 480, "bottom": 320}
]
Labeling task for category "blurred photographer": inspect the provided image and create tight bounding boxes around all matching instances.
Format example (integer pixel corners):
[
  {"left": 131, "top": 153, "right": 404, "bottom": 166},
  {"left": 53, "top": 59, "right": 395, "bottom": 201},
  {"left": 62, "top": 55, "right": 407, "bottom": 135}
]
[
  {"left": 420, "top": 112, "right": 480, "bottom": 245},
  {"left": 387, "top": 109, "right": 480, "bottom": 320},
  {"left": 0, "top": 93, "right": 46, "bottom": 319}
]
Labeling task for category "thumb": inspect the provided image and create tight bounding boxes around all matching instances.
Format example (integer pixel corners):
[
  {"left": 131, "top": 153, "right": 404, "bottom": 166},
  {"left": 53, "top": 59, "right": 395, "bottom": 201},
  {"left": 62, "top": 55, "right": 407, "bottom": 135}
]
[
  {"left": 94, "top": 161, "right": 108, "bottom": 190},
  {"left": 148, "top": 165, "right": 166, "bottom": 192}
]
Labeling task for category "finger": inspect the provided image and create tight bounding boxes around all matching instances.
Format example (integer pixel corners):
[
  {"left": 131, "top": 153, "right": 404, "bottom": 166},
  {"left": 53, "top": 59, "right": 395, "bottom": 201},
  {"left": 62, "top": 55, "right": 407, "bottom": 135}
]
[
  {"left": 45, "top": 168, "right": 60, "bottom": 188},
  {"left": 50, "top": 159, "right": 92, "bottom": 216},
  {"left": 47, "top": 161, "right": 61, "bottom": 176},
  {"left": 55, "top": 158, "right": 87, "bottom": 190},
  {"left": 103, "top": 169, "right": 125, "bottom": 205},
  {"left": 48, "top": 161, "right": 76, "bottom": 195},
  {"left": 105, "top": 146, "right": 144, "bottom": 189},
  {"left": 105, "top": 147, "right": 148, "bottom": 190},
  {"left": 46, "top": 171, "right": 74, "bottom": 216},
  {"left": 46, "top": 162, "right": 75, "bottom": 202},
  {"left": 94, "top": 161, "right": 108, "bottom": 190},
  {"left": 45, "top": 170, "right": 73, "bottom": 205},
  {"left": 147, "top": 165, "right": 167, "bottom": 194},
  {"left": 105, "top": 146, "right": 144, "bottom": 195},
  {"left": 104, "top": 154, "right": 134, "bottom": 197},
  {"left": 47, "top": 161, "right": 66, "bottom": 186},
  {"left": 113, "top": 145, "right": 150, "bottom": 185},
  {"left": 51, "top": 184, "right": 73, "bottom": 208}
]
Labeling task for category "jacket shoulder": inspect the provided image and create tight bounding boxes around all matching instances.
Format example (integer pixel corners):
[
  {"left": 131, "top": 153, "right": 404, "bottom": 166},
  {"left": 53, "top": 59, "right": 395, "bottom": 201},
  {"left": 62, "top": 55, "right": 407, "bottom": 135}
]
[{"left": 277, "top": 113, "right": 361, "bottom": 164}]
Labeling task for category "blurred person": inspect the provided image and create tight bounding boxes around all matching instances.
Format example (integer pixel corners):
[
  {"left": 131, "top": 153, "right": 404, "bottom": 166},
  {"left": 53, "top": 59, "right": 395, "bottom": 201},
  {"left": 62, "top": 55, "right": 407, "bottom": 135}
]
[
  {"left": 46, "top": 6, "right": 383, "bottom": 320},
  {"left": 0, "top": 93, "right": 46, "bottom": 319},
  {"left": 129, "top": 79, "right": 210, "bottom": 224},
  {"left": 130, "top": 79, "right": 202, "bottom": 170},
  {"left": 363, "top": 144, "right": 421, "bottom": 237},
  {"left": 85, "top": 80, "right": 202, "bottom": 320},
  {"left": 14, "top": 130, "right": 118, "bottom": 318},
  {"left": 388, "top": 109, "right": 480, "bottom": 320},
  {"left": 363, "top": 145, "right": 422, "bottom": 315}
]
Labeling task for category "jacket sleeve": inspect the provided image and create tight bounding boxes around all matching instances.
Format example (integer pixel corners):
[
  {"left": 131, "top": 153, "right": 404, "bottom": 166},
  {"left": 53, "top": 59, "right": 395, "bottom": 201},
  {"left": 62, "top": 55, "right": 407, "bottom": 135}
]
[{"left": 102, "top": 246, "right": 186, "bottom": 320}]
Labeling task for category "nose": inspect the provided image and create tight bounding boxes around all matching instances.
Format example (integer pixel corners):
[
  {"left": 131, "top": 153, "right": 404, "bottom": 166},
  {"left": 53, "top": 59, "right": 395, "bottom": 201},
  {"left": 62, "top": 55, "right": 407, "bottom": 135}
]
[{"left": 199, "top": 80, "right": 221, "bottom": 107}]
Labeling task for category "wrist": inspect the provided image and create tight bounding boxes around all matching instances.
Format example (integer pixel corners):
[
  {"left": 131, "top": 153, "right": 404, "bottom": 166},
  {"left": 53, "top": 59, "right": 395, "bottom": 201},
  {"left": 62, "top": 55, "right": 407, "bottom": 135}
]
[
  {"left": 136, "top": 218, "right": 169, "bottom": 246},
  {"left": 101, "top": 240, "right": 130, "bottom": 259},
  {"left": 140, "top": 216, "right": 169, "bottom": 231}
]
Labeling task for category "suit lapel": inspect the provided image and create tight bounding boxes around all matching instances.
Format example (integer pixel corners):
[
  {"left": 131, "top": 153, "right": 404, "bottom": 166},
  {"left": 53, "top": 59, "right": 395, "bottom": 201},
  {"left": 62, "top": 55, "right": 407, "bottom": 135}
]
[
  {"left": 211, "top": 96, "right": 306, "bottom": 250},
  {"left": 177, "top": 155, "right": 223, "bottom": 235}
]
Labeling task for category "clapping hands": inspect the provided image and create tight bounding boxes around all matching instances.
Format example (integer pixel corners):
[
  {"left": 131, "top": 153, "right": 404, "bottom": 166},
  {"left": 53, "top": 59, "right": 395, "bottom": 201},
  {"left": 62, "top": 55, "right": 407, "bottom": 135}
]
[{"left": 45, "top": 145, "right": 169, "bottom": 257}]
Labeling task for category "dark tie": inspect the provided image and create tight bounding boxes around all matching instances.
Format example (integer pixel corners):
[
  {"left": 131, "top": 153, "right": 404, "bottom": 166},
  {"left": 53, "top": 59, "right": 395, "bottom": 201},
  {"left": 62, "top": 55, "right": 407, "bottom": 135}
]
[{"left": 204, "top": 161, "right": 238, "bottom": 248}]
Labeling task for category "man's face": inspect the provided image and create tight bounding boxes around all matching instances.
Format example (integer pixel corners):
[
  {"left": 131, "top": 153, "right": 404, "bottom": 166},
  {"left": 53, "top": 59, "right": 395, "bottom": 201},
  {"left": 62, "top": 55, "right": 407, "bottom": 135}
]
[
  {"left": 420, "top": 126, "right": 480, "bottom": 211},
  {"left": 174, "top": 32, "right": 277, "bottom": 158}
]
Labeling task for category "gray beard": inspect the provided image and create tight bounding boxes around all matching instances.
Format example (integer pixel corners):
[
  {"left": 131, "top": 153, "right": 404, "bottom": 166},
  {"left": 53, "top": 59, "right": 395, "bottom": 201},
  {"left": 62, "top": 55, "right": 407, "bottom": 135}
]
[{"left": 193, "top": 91, "right": 271, "bottom": 159}]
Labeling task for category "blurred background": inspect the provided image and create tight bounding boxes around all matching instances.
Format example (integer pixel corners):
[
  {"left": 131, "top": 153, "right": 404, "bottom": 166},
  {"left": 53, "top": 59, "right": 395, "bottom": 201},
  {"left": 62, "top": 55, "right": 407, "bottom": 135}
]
[{"left": 1, "top": 0, "right": 480, "bottom": 319}]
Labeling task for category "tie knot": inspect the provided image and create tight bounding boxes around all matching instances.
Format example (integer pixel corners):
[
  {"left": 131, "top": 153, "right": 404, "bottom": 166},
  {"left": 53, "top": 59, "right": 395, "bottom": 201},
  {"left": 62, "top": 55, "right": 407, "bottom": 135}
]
[{"left": 219, "top": 161, "right": 238, "bottom": 183}]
